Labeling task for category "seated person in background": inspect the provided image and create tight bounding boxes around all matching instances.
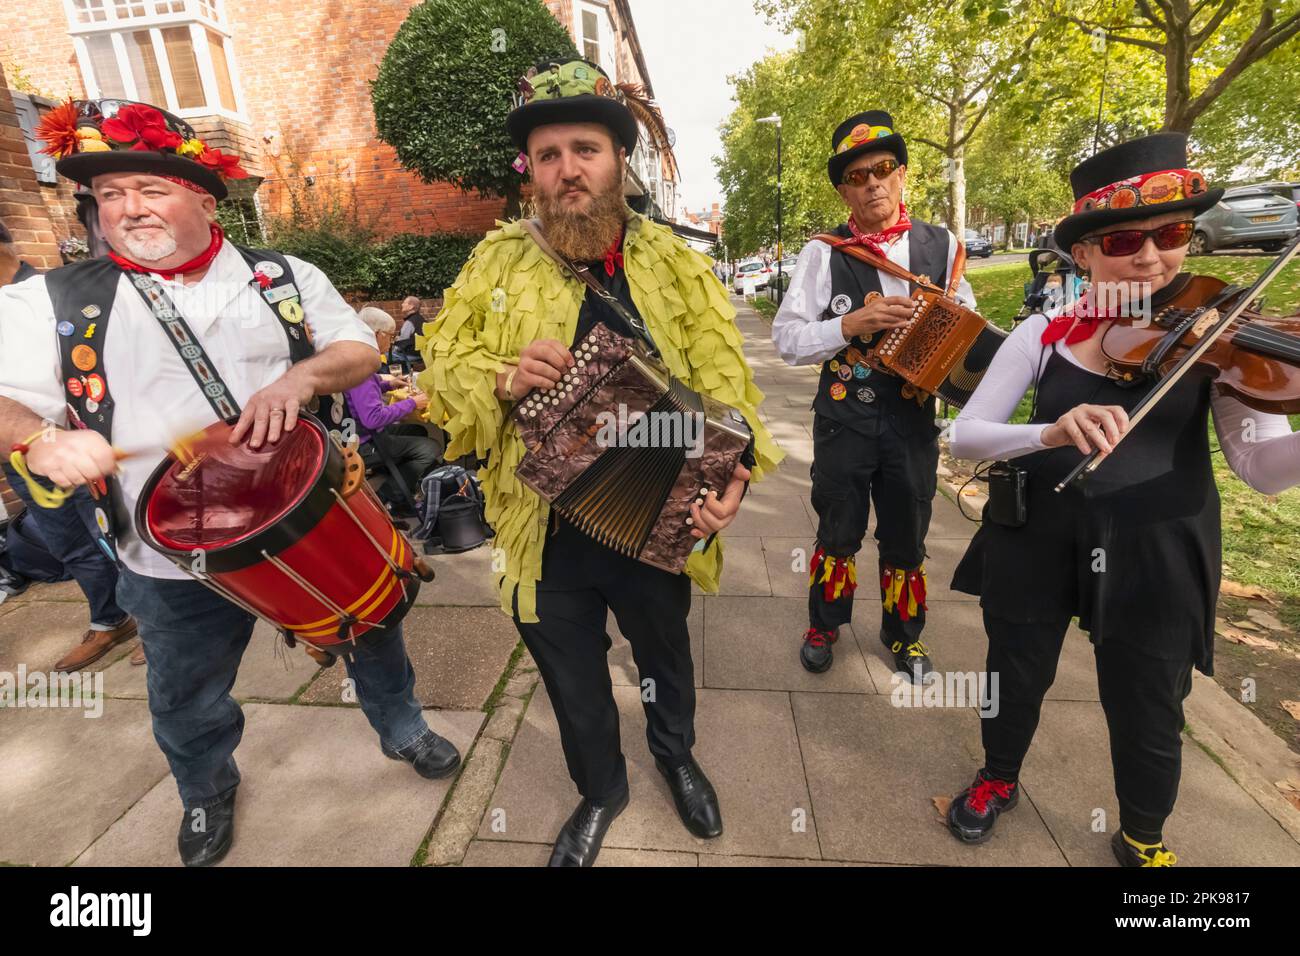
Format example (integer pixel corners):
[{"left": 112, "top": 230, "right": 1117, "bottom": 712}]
[
  {"left": 344, "top": 306, "right": 443, "bottom": 508},
  {"left": 390, "top": 296, "right": 423, "bottom": 371}
]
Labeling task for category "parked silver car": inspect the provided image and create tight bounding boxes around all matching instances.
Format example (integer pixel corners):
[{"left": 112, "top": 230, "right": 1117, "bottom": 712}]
[{"left": 1190, "top": 185, "right": 1299, "bottom": 254}]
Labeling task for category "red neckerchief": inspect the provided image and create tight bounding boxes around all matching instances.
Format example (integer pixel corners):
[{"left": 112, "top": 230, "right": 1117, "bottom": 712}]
[
  {"left": 108, "top": 222, "right": 224, "bottom": 279},
  {"left": 602, "top": 227, "right": 625, "bottom": 277},
  {"left": 846, "top": 202, "right": 912, "bottom": 257},
  {"left": 1041, "top": 293, "right": 1113, "bottom": 346}
]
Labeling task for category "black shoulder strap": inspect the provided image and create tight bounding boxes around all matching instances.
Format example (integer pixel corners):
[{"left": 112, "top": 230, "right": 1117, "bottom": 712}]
[{"left": 233, "top": 245, "right": 316, "bottom": 364}]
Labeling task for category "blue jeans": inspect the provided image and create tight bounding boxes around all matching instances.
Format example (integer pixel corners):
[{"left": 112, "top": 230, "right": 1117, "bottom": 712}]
[
  {"left": 2, "top": 463, "right": 126, "bottom": 629},
  {"left": 115, "top": 567, "right": 429, "bottom": 809}
]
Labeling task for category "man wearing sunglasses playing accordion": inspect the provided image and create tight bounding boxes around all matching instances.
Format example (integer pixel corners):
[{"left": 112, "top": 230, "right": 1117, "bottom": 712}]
[
  {"left": 773, "top": 110, "right": 973, "bottom": 680},
  {"left": 943, "top": 133, "right": 1300, "bottom": 866}
]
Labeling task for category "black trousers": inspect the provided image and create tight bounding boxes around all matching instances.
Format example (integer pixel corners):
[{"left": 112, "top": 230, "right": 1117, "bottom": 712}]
[
  {"left": 512, "top": 517, "right": 695, "bottom": 803},
  {"left": 980, "top": 610, "right": 1195, "bottom": 844},
  {"left": 807, "top": 413, "right": 938, "bottom": 643}
]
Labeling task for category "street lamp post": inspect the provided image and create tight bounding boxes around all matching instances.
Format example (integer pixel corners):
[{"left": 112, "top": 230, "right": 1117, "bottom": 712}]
[{"left": 757, "top": 114, "right": 783, "bottom": 304}]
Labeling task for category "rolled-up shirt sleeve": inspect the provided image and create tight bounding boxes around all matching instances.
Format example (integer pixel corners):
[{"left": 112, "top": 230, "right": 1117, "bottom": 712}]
[
  {"left": 287, "top": 256, "right": 379, "bottom": 352},
  {"left": 947, "top": 232, "right": 976, "bottom": 310},
  {"left": 0, "top": 274, "right": 69, "bottom": 427},
  {"left": 771, "top": 241, "right": 847, "bottom": 366}
]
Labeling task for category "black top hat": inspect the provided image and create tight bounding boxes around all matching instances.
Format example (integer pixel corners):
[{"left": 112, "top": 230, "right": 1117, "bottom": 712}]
[
  {"left": 506, "top": 58, "right": 638, "bottom": 153},
  {"left": 41, "top": 98, "right": 247, "bottom": 200},
  {"left": 1053, "top": 132, "right": 1222, "bottom": 250},
  {"left": 827, "top": 110, "right": 908, "bottom": 187}
]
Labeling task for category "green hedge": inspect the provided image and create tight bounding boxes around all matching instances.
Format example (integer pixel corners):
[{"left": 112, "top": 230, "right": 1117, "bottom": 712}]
[{"left": 230, "top": 226, "right": 477, "bottom": 301}]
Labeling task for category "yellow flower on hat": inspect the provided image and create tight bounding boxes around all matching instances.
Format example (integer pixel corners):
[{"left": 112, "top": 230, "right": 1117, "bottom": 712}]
[
  {"left": 78, "top": 137, "right": 111, "bottom": 152},
  {"left": 76, "top": 127, "right": 103, "bottom": 141},
  {"left": 177, "top": 137, "right": 205, "bottom": 158}
]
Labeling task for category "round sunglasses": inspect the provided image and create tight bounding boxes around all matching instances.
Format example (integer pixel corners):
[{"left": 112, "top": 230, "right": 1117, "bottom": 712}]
[
  {"left": 841, "top": 159, "right": 900, "bottom": 187},
  {"left": 1083, "top": 220, "right": 1195, "bottom": 257}
]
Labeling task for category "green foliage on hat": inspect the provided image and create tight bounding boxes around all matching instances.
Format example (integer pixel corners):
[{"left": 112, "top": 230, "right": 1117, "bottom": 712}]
[{"left": 372, "top": 0, "right": 577, "bottom": 217}]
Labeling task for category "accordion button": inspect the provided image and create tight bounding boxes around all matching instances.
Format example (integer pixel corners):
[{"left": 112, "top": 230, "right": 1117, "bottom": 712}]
[
  {"left": 694, "top": 498, "right": 704, "bottom": 507},
  {"left": 685, "top": 517, "right": 694, "bottom": 525},
  {"left": 528, "top": 410, "right": 537, "bottom": 417},
  {"left": 577, "top": 360, "right": 586, "bottom": 367}
]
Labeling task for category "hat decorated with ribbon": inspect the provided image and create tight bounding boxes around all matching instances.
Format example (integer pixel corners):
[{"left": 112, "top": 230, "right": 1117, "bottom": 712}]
[
  {"left": 506, "top": 57, "right": 673, "bottom": 162},
  {"left": 37, "top": 98, "right": 248, "bottom": 200},
  {"left": 1054, "top": 132, "right": 1222, "bottom": 251},
  {"left": 828, "top": 109, "right": 908, "bottom": 187}
]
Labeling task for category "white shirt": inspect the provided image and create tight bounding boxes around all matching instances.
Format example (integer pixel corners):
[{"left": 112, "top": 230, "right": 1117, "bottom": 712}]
[
  {"left": 0, "top": 240, "right": 377, "bottom": 579},
  {"left": 949, "top": 312, "right": 1300, "bottom": 494},
  {"left": 771, "top": 230, "right": 976, "bottom": 366}
]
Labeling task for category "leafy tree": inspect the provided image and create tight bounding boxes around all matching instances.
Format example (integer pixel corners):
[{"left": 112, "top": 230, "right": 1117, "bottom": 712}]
[
  {"left": 1059, "top": 0, "right": 1300, "bottom": 132},
  {"left": 371, "top": 0, "right": 577, "bottom": 218}
]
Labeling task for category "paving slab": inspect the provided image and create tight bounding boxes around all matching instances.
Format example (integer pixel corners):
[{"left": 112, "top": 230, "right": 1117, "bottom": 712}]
[
  {"left": 727, "top": 495, "right": 814, "bottom": 538},
  {"left": 0, "top": 601, "right": 130, "bottom": 675},
  {"left": 609, "top": 601, "right": 703, "bottom": 689},
  {"left": 0, "top": 698, "right": 169, "bottom": 866},
  {"left": 73, "top": 703, "right": 484, "bottom": 866},
  {"left": 791, "top": 692, "right": 1067, "bottom": 865},
  {"left": 714, "top": 535, "right": 772, "bottom": 596},
  {"left": 854, "top": 600, "right": 1100, "bottom": 704},
  {"left": 101, "top": 620, "right": 316, "bottom": 702},
  {"left": 703, "top": 596, "right": 876, "bottom": 694},
  {"left": 461, "top": 840, "right": 698, "bottom": 867},
  {"left": 1019, "top": 699, "right": 1300, "bottom": 867},
  {"left": 300, "top": 605, "right": 520, "bottom": 711},
  {"left": 477, "top": 685, "right": 821, "bottom": 859},
  {"left": 413, "top": 545, "right": 501, "bottom": 607}
]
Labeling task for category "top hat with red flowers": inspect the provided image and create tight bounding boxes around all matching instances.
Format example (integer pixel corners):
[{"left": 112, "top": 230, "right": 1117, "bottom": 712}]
[
  {"left": 37, "top": 98, "right": 248, "bottom": 200},
  {"left": 1053, "top": 132, "right": 1223, "bottom": 250}
]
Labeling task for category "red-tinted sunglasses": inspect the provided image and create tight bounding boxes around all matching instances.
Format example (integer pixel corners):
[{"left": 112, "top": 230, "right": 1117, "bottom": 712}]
[{"left": 1084, "top": 220, "right": 1195, "bottom": 257}]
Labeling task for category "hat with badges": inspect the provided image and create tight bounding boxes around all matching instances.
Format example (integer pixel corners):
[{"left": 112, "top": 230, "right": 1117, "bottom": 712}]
[
  {"left": 37, "top": 98, "right": 249, "bottom": 200},
  {"left": 507, "top": 57, "right": 676, "bottom": 164},
  {"left": 828, "top": 109, "right": 908, "bottom": 187}
]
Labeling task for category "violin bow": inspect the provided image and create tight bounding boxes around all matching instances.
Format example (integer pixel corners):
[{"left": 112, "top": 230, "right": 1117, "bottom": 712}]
[{"left": 1055, "top": 233, "right": 1300, "bottom": 493}]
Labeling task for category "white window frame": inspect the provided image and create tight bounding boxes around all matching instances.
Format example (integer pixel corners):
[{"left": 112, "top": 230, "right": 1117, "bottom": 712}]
[
  {"left": 64, "top": 0, "right": 248, "bottom": 123},
  {"left": 573, "top": 0, "right": 618, "bottom": 83}
]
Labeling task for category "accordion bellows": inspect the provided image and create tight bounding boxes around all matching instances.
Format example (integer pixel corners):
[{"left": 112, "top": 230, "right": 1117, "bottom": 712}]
[{"left": 512, "top": 323, "right": 752, "bottom": 573}]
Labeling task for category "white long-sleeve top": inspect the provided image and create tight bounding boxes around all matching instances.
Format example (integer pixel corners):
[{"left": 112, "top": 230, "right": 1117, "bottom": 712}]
[
  {"left": 771, "top": 230, "right": 976, "bottom": 366},
  {"left": 948, "top": 312, "right": 1300, "bottom": 495}
]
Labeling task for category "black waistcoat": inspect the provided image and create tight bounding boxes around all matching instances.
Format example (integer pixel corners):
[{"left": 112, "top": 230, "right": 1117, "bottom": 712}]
[
  {"left": 811, "top": 219, "right": 951, "bottom": 437},
  {"left": 952, "top": 348, "right": 1221, "bottom": 674}
]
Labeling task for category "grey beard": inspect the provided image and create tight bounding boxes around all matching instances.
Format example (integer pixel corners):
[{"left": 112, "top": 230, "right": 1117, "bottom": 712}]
[{"left": 118, "top": 229, "right": 179, "bottom": 263}]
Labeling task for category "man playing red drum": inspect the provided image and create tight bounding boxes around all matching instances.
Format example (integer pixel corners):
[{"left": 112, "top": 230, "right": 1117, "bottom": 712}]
[{"left": 0, "top": 99, "right": 460, "bottom": 867}]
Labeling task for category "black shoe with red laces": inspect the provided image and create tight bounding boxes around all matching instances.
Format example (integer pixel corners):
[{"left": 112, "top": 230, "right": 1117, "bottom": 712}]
[
  {"left": 800, "top": 627, "right": 838, "bottom": 673},
  {"left": 946, "top": 769, "right": 1019, "bottom": 844}
]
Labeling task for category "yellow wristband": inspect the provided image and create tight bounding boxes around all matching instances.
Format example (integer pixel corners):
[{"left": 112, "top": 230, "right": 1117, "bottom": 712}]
[{"left": 8, "top": 428, "right": 72, "bottom": 509}]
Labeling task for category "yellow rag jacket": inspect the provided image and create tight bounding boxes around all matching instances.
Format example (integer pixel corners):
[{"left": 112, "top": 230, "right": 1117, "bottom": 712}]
[{"left": 416, "top": 212, "right": 783, "bottom": 622}]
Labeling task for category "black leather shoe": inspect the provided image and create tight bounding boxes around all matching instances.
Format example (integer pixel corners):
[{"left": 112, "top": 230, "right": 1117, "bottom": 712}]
[
  {"left": 881, "top": 630, "right": 933, "bottom": 682},
  {"left": 548, "top": 792, "right": 629, "bottom": 867},
  {"left": 177, "top": 789, "right": 236, "bottom": 867},
  {"left": 655, "top": 755, "right": 723, "bottom": 839},
  {"left": 1111, "top": 830, "right": 1178, "bottom": 867},
  {"left": 381, "top": 729, "right": 461, "bottom": 779},
  {"left": 800, "top": 627, "right": 838, "bottom": 673}
]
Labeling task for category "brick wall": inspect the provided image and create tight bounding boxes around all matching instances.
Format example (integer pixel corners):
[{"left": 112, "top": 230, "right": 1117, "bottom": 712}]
[{"left": 0, "top": 70, "right": 63, "bottom": 269}]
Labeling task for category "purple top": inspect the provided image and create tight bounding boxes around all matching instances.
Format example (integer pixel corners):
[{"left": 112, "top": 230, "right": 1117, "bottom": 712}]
[{"left": 343, "top": 374, "right": 417, "bottom": 445}]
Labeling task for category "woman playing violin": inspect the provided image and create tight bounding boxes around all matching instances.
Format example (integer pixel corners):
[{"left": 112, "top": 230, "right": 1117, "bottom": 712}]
[{"left": 942, "top": 133, "right": 1300, "bottom": 866}]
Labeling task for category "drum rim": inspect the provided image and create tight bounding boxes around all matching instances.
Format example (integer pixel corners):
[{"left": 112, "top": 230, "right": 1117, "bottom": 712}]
[{"left": 134, "top": 412, "right": 342, "bottom": 572}]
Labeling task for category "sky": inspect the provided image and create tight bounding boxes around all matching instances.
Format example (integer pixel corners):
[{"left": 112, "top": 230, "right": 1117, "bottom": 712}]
[{"left": 628, "top": 0, "right": 799, "bottom": 216}]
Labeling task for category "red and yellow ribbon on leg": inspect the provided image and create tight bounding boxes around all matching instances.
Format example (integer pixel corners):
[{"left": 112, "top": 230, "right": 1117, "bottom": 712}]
[{"left": 881, "top": 564, "right": 927, "bottom": 622}]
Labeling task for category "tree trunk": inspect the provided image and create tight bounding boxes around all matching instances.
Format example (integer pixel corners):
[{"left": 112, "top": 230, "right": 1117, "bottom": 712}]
[{"left": 946, "top": 102, "right": 967, "bottom": 238}]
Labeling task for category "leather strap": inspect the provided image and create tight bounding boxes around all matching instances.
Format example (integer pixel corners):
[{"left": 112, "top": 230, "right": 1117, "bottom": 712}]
[
  {"left": 521, "top": 217, "right": 660, "bottom": 357},
  {"left": 813, "top": 232, "right": 967, "bottom": 297}
]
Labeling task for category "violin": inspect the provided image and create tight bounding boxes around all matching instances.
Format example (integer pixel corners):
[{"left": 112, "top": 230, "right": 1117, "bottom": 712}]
[
  {"left": 1099, "top": 273, "right": 1300, "bottom": 415},
  {"left": 1057, "top": 236, "right": 1300, "bottom": 491}
]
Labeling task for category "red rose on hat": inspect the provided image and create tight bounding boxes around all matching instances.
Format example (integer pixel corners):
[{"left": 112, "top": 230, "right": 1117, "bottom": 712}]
[
  {"left": 101, "top": 104, "right": 183, "bottom": 152},
  {"left": 197, "top": 146, "right": 249, "bottom": 179}
]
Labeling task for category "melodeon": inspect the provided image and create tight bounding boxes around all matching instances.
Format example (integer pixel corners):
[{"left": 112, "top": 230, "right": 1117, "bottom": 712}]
[
  {"left": 814, "top": 233, "right": 1007, "bottom": 407},
  {"left": 874, "top": 288, "right": 1007, "bottom": 408},
  {"left": 511, "top": 322, "right": 753, "bottom": 573}
]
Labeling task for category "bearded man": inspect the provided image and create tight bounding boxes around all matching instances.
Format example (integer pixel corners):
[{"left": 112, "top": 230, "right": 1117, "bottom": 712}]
[{"left": 420, "top": 58, "right": 780, "bottom": 867}]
